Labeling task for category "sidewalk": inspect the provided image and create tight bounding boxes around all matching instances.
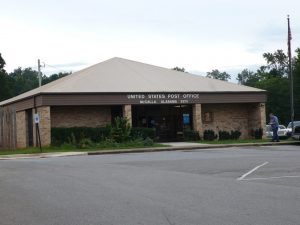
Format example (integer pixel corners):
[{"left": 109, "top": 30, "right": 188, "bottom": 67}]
[
  {"left": 0, "top": 141, "right": 298, "bottom": 160},
  {"left": 0, "top": 152, "right": 87, "bottom": 160}
]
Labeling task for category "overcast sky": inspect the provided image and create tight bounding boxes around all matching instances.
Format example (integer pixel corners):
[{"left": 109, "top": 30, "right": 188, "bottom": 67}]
[{"left": 1, "top": 0, "right": 300, "bottom": 81}]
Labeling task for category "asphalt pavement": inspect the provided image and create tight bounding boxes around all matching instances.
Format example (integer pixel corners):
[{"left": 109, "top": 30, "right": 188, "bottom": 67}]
[{"left": 0, "top": 145, "right": 300, "bottom": 225}]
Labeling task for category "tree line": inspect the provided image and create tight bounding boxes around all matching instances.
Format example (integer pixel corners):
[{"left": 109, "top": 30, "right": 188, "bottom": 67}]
[
  {"left": 0, "top": 50, "right": 299, "bottom": 125},
  {"left": 236, "top": 49, "right": 300, "bottom": 125},
  {"left": 0, "top": 54, "right": 71, "bottom": 102},
  {"left": 174, "top": 48, "right": 300, "bottom": 125}
]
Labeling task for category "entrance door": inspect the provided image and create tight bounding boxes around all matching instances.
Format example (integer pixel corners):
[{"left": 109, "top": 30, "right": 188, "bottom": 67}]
[
  {"left": 26, "top": 109, "right": 33, "bottom": 147},
  {"left": 132, "top": 105, "right": 193, "bottom": 141}
]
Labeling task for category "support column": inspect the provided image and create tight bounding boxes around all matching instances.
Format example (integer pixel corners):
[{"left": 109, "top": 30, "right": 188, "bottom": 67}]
[
  {"left": 33, "top": 106, "right": 51, "bottom": 147},
  {"left": 122, "top": 105, "right": 132, "bottom": 126},
  {"left": 248, "top": 103, "right": 266, "bottom": 139},
  {"left": 193, "top": 104, "right": 203, "bottom": 137},
  {"left": 259, "top": 103, "right": 266, "bottom": 139},
  {"left": 16, "top": 111, "right": 27, "bottom": 148}
]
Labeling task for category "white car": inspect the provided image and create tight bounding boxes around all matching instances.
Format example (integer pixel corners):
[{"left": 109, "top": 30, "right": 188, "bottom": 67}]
[
  {"left": 266, "top": 125, "right": 289, "bottom": 139},
  {"left": 292, "top": 125, "right": 300, "bottom": 140},
  {"left": 287, "top": 121, "right": 300, "bottom": 135}
]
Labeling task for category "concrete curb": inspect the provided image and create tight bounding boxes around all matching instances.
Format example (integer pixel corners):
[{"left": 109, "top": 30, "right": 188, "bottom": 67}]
[
  {"left": 0, "top": 152, "right": 87, "bottom": 160},
  {"left": 0, "top": 141, "right": 298, "bottom": 160},
  {"left": 87, "top": 141, "right": 299, "bottom": 156}
]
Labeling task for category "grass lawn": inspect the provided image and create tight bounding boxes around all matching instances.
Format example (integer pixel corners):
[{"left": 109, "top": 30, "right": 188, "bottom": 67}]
[{"left": 0, "top": 143, "right": 168, "bottom": 156}]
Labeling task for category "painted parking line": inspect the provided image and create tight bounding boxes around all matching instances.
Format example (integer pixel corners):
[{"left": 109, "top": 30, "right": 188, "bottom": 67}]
[
  {"left": 237, "top": 161, "right": 269, "bottom": 181},
  {"left": 242, "top": 175, "right": 300, "bottom": 181}
]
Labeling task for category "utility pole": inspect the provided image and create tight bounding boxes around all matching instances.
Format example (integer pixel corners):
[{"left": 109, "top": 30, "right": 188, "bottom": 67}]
[
  {"left": 38, "top": 59, "right": 42, "bottom": 87},
  {"left": 287, "top": 15, "right": 294, "bottom": 135},
  {"left": 36, "top": 60, "right": 43, "bottom": 151}
]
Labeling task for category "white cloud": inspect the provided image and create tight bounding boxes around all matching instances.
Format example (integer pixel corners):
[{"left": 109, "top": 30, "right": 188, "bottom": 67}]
[{"left": 1, "top": 0, "right": 300, "bottom": 80}]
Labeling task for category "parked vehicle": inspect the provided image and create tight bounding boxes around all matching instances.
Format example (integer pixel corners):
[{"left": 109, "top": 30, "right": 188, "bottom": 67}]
[
  {"left": 287, "top": 121, "right": 300, "bottom": 136},
  {"left": 292, "top": 125, "right": 300, "bottom": 140},
  {"left": 265, "top": 125, "right": 289, "bottom": 139}
]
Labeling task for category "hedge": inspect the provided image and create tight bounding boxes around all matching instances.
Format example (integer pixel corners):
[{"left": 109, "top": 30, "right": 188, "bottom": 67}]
[
  {"left": 51, "top": 126, "right": 156, "bottom": 146},
  {"left": 251, "top": 128, "right": 263, "bottom": 139},
  {"left": 203, "top": 130, "right": 218, "bottom": 141},
  {"left": 183, "top": 129, "right": 200, "bottom": 141},
  {"left": 218, "top": 130, "right": 241, "bottom": 140},
  {"left": 51, "top": 127, "right": 111, "bottom": 146},
  {"left": 130, "top": 127, "right": 156, "bottom": 140}
]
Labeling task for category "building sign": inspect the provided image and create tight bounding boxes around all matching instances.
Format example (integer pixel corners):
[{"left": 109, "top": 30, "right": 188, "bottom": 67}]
[
  {"left": 126, "top": 93, "right": 200, "bottom": 104},
  {"left": 34, "top": 113, "right": 40, "bottom": 124},
  {"left": 183, "top": 114, "right": 190, "bottom": 125}
]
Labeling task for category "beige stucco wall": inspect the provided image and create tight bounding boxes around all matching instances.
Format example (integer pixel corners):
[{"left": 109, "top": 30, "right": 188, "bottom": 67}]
[
  {"left": 51, "top": 106, "right": 111, "bottom": 128},
  {"left": 201, "top": 103, "right": 266, "bottom": 139},
  {"left": 16, "top": 110, "right": 27, "bottom": 148}
]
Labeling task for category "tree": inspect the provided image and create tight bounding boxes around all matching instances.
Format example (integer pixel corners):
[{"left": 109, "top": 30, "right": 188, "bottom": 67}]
[
  {"left": 206, "top": 69, "right": 231, "bottom": 81},
  {"left": 0, "top": 53, "right": 5, "bottom": 69},
  {"left": 0, "top": 53, "right": 13, "bottom": 101},
  {"left": 8, "top": 68, "right": 39, "bottom": 96},
  {"left": 0, "top": 56, "right": 72, "bottom": 101},
  {"left": 42, "top": 72, "right": 71, "bottom": 85},
  {"left": 172, "top": 67, "right": 186, "bottom": 72},
  {"left": 234, "top": 49, "right": 299, "bottom": 125},
  {"left": 237, "top": 69, "right": 259, "bottom": 86},
  {"left": 262, "top": 49, "right": 288, "bottom": 78},
  {"left": 292, "top": 48, "right": 300, "bottom": 120},
  {"left": 0, "top": 72, "right": 13, "bottom": 101},
  {"left": 255, "top": 77, "right": 290, "bottom": 124}
]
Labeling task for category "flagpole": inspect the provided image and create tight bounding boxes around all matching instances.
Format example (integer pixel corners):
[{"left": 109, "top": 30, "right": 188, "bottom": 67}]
[{"left": 287, "top": 15, "right": 294, "bottom": 135}]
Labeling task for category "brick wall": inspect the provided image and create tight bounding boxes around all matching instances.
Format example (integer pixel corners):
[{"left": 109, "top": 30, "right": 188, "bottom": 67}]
[
  {"left": 51, "top": 106, "right": 111, "bottom": 128},
  {"left": 39, "top": 106, "right": 51, "bottom": 146},
  {"left": 16, "top": 110, "right": 27, "bottom": 148},
  {"left": 193, "top": 104, "right": 203, "bottom": 135},
  {"left": 32, "top": 106, "right": 51, "bottom": 147},
  {"left": 201, "top": 103, "right": 265, "bottom": 139},
  {"left": 122, "top": 105, "right": 132, "bottom": 126},
  {"left": 248, "top": 103, "right": 266, "bottom": 138}
]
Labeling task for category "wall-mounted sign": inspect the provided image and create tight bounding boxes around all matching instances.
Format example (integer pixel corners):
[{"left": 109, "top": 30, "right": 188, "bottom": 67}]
[
  {"left": 34, "top": 113, "right": 40, "bottom": 124},
  {"left": 126, "top": 93, "right": 200, "bottom": 104},
  {"left": 183, "top": 114, "right": 190, "bottom": 125},
  {"left": 203, "top": 112, "right": 213, "bottom": 123}
]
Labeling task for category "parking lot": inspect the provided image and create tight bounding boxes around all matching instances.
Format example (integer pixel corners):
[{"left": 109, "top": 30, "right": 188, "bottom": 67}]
[{"left": 1, "top": 145, "right": 300, "bottom": 225}]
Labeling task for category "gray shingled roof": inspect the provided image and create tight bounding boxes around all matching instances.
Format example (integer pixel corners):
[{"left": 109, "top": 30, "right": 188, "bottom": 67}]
[{"left": 0, "top": 57, "right": 264, "bottom": 105}]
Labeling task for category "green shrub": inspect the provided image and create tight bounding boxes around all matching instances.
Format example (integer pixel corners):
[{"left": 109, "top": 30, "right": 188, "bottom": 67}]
[
  {"left": 230, "top": 130, "right": 242, "bottom": 140},
  {"left": 218, "top": 130, "right": 231, "bottom": 140},
  {"left": 203, "top": 130, "right": 218, "bottom": 141},
  {"left": 68, "top": 133, "right": 77, "bottom": 146},
  {"left": 109, "top": 117, "right": 131, "bottom": 142},
  {"left": 51, "top": 126, "right": 111, "bottom": 146},
  {"left": 219, "top": 130, "right": 241, "bottom": 140},
  {"left": 78, "top": 138, "right": 95, "bottom": 149},
  {"left": 183, "top": 129, "right": 200, "bottom": 141},
  {"left": 51, "top": 117, "right": 157, "bottom": 147},
  {"left": 251, "top": 128, "right": 263, "bottom": 139},
  {"left": 143, "top": 137, "right": 154, "bottom": 146},
  {"left": 130, "top": 127, "right": 156, "bottom": 140}
]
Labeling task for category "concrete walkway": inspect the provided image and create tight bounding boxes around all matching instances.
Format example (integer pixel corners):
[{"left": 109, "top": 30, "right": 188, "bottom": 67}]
[{"left": 0, "top": 152, "right": 86, "bottom": 160}]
